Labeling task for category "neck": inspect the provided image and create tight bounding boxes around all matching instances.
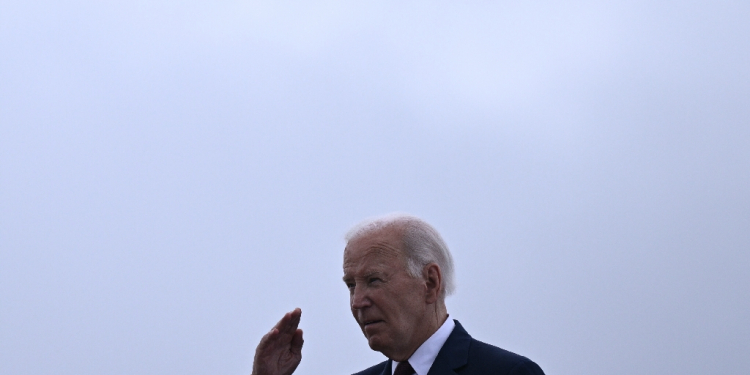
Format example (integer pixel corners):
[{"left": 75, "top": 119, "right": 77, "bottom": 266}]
[{"left": 390, "top": 302, "right": 449, "bottom": 362}]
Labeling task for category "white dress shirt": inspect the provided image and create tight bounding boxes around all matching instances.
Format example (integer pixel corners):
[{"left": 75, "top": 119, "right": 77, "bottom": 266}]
[{"left": 391, "top": 317, "right": 456, "bottom": 375}]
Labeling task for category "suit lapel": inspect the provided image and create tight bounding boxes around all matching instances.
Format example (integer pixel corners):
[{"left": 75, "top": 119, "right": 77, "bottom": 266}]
[
  {"left": 426, "top": 320, "right": 471, "bottom": 375},
  {"left": 379, "top": 359, "right": 393, "bottom": 375}
]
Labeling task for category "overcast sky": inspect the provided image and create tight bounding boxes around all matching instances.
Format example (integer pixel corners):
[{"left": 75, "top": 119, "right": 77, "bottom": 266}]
[{"left": 1, "top": 1, "right": 748, "bottom": 375}]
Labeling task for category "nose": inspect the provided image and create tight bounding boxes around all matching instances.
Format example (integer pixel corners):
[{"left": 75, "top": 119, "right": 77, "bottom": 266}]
[{"left": 350, "top": 284, "right": 371, "bottom": 310}]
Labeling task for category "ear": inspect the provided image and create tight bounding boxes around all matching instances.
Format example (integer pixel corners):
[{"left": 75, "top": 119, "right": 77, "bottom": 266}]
[{"left": 423, "top": 263, "right": 442, "bottom": 304}]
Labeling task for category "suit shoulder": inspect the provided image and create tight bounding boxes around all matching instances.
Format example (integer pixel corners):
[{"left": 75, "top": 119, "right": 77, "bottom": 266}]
[
  {"left": 467, "top": 338, "right": 545, "bottom": 375},
  {"left": 352, "top": 360, "right": 388, "bottom": 375}
]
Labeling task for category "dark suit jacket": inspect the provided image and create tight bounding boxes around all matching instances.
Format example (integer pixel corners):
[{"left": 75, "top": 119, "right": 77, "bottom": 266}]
[{"left": 353, "top": 320, "right": 545, "bottom": 375}]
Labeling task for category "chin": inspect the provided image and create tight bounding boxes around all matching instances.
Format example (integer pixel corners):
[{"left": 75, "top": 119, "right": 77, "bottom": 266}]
[{"left": 366, "top": 336, "right": 387, "bottom": 352}]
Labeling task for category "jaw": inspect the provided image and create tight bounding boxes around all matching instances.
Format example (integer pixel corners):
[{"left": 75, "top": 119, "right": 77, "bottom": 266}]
[
  {"left": 360, "top": 321, "right": 390, "bottom": 351},
  {"left": 370, "top": 339, "right": 412, "bottom": 362},
  {"left": 363, "top": 327, "right": 415, "bottom": 362},
  {"left": 365, "top": 334, "right": 393, "bottom": 357}
]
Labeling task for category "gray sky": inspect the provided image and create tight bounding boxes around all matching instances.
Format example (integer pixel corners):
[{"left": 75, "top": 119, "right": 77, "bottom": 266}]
[{"left": 1, "top": 1, "right": 748, "bottom": 374}]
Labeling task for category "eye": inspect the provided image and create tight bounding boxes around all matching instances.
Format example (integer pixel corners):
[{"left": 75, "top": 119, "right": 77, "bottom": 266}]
[{"left": 368, "top": 277, "right": 382, "bottom": 285}]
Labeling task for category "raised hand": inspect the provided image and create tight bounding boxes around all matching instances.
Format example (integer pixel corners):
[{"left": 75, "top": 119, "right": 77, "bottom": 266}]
[{"left": 251, "top": 308, "right": 304, "bottom": 375}]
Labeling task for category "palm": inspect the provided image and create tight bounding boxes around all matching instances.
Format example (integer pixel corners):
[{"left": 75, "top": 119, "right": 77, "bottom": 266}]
[{"left": 252, "top": 309, "right": 304, "bottom": 375}]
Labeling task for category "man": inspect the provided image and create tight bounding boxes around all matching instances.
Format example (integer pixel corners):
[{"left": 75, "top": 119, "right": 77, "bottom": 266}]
[{"left": 251, "top": 214, "right": 545, "bottom": 375}]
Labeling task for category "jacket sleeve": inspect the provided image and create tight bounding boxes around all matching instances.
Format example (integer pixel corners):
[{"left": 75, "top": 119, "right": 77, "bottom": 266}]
[{"left": 508, "top": 359, "right": 545, "bottom": 375}]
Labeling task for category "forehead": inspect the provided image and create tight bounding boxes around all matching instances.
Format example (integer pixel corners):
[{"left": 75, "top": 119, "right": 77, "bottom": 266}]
[{"left": 343, "top": 227, "right": 405, "bottom": 275}]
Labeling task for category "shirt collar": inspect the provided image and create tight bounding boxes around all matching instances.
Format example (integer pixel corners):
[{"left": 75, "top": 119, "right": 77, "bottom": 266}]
[{"left": 391, "top": 317, "right": 456, "bottom": 375}]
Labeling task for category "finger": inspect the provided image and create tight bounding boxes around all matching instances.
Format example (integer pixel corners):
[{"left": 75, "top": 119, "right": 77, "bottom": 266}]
[
  {"left": 255, "top": 329, "right": 278, "bottom": 352},
  {"left": 286, "top": 308, "right": 301, "bottom": 333},
  {"left": 269, "top": 312, "right": 291, "bottom": 337},
  {"left": 274, "top": 308, "right": 301, "bottom": 336},
  {"left": 290, "top": 328, "right": 304, "bottom": 355}
]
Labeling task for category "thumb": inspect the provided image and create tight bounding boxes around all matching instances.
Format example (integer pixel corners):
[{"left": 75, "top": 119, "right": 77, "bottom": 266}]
[{"left": 291, "top": 329, "right": 304, "bottom": 354}]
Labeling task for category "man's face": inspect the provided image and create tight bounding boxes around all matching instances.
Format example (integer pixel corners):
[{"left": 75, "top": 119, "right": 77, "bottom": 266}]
[{"left": 342, "top": 227, "right": 428, "bottom": 360}]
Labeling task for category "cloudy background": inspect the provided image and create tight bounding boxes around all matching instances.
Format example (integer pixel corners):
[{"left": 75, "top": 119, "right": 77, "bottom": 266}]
[{"left": 1, "top": 1, "right": 748, "bottom": 374}]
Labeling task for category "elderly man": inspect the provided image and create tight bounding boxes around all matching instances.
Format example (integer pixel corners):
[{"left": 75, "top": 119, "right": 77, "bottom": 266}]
[{"left": 251, "top": 214, "right": 545, "bottom": 375}]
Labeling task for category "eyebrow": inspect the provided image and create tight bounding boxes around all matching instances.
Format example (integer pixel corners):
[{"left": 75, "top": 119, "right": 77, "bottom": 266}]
[
  {"left": 342, "top": 271, "right": 386, "bottom": 282},
  {"left": 364, "top": 272, "right": 383, "bottom": 279}
]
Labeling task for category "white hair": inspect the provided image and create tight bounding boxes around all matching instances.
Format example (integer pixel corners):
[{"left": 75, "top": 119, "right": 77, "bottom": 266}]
[{"left": 345, "top": 213, "right": 456, "bottom": 298}]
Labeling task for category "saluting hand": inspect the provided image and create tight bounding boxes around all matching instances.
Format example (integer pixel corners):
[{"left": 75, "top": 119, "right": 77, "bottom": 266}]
[{"left": 251, "top": 308, "right": 304, "bottom": 375}]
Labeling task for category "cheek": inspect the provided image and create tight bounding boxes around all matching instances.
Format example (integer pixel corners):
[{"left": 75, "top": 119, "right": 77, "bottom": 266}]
[{"left": 397, "top": 290, "right": 424, "bottom": 320}]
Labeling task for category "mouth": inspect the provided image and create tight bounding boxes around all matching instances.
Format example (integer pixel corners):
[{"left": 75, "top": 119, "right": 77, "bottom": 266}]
[{"left": 362, "top": 320, "right": 384, "bottom": 327}]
